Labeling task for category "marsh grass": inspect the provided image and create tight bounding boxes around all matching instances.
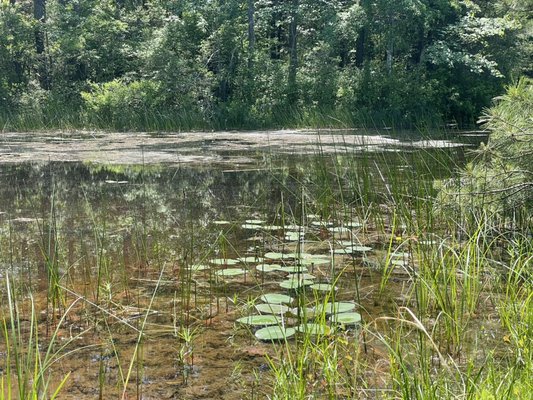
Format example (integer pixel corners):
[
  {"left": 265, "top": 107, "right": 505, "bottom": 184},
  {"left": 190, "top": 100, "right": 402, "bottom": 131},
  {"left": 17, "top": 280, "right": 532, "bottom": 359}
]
[
  {"left": 258, "top": 133, "right": 532, "bottom": 399},
  {"left": 1, "top": 273, "right": 80, "bottom": 400}
]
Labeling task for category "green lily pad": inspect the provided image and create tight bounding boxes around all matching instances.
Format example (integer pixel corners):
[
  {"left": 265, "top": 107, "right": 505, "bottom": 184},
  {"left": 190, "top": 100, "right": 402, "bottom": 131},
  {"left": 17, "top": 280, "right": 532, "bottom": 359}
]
[
  {"left": 336, "top": 240, "right": 360, "bottom": 247},
  {"left": 236, "top": 315, "right": 281, "bottom": 326},
  {"left": 391, "top": 252, "right": 411, "bottom": 258},
  {"left": 245, "top": 219, "right": 265, "bottom": 225},
  {"left": 189, "top": 264, "right": 209, "bottom": 272},
  {"left": 315, "top": 302, "right": 356, "bottom": 315},
  {"left": 300, "top": 257, "right": 330, "bottom": 266},
  {"left": 255, "top": 326, "right": 296, "bottom": 341},
  {"left": 344, "top": 245, "right": 372, "bottom": 252},
  {"left": 241, "top": 224, "right": 263, "bottom": 230},
  {"left": 287, "top": 273, "right": 315, "bottom": 280},
  {"left": 311, "top": 221, "right": 332, "bottom": 227},
  {"left": 329, "top": 226, "right": 351, "bottom": 233},
  {"left": 279, "top": 265, "right": 309, "bottom": 274},
  {"left": 330, "top": 312, "right": 362, "bottom": 326},
  {"left": 255, "top": 303, "right": 290, "bottom": 314},
  {"left": 289, "top": 307, "right": 316, "bottom": 320},
  {"left": 344, "top": 221, "right": 363, "bottom": 228},
  {"left": 280, "top": 278, "right": 314, "bottom": 290},
  {"left": 238, "top": 256, "right": 265, "bottom": 263},
  {"left": 256, "top": 264, "right": 282, "bottom": 273},
  {"left": 310, "top": 283, "right": 337, "bottom": 292},
  {"left": 293, "top": 252, "right": 316, "bottom": 259},
  {"left": 262, "top": 225, "right": 283, "bottom": 231},
  {"left": 284, "top": 224, "right": 302, "bottom": 230},
  {"left": 211, "top": 258, "right": 240, "bottom": 265},
  {"left": 333, "top": 248, "right": 352, "bottom": 255},
  {"left": 285, "top": 231, "right": 303, "bottom": 241},
  {"left": 216, "top": 268, "right": 245, "bottom": 277},
  {"left": 259, "top": 293, "right": 294, "bottom": 304},
  {"left": 390, "top": 259, "right": 409, "bottom": 267},
  {"left": 264, "top": 252, "right": 290, "bottom": 260},
  {"left": 296, "top": 323, "right": 330, "bottom": 336}
]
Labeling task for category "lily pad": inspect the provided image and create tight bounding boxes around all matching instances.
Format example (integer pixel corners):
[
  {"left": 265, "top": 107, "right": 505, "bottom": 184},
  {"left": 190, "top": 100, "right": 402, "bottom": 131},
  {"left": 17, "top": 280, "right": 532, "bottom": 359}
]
[
  {"left": 284, "top": 224, "right": 302, "bottom": 230},
  {"left": 315, "top": 302, "right": 356, "bottom": 315},
  {"left": 262, "top": 225, "right": 283, "bottom": 231},
  {"left": 287, "top": 273, "right": 315, "bottom": 280},
  {"left": 211, "top": 258, "right": 240, "bottom": 265},
  {"left": 391, "top": 252, "right": 411, "bottom": 259},
  {"left": 300, "top": 257, "right": 330, "bottom": 266},
  {"left": 333, "top": 248, "right": 353, "bottom": 255},
  {"left": 256, "top": 264, "right": 282, "bottom": 273},
  {"left": 255, "top": 303, "right": 290, "bottom": 314},
  {"left": 344, "top": 245, "right": 372, "bottom": 252},
  {"left": 245, "top": 219, "right": 265, "bottom": 225},
  {"left": 241, "top": 224, "right": 263, "bottom": 230},
  {"left": 264, "top": 252, "right": 290, "bottom": 260},
  {"left": 279, "top": 265, "right": 309, "bottom": 274},
  {"left": 311, "top": 221, "right": 333, "bottom": 227},
  {"left": 296, "top": 323, "right": 330, "bottom": 336},
  {"left": 255, "top": 326, "right": 296, "bottom": 341},
  {"left": 255, "top": 264, "right": 281, "bottom": 273},
  {"left": 238, "top": 256, "right": 265, "bottom": 263},
  {"left": 213, "top": 220, "right": 231, "bottom": 225},
  {"left": 344, "top": 221, "right": 363, "bottom": 228},
  {"left": 329, "top": 226, "right": 351, "bottom": 233},
  {"left": 330, "top": 312, "right": 362, "bottom": 326},
  {"left": 216, "top": 268, "right": 245, "bottom": 277},
  {"left": 285, "top": 231, "right": 303, "bottom": 241},
  {"left": 236, "top": 315, "right": 281, "bottom": 326},
  {"left": 336, "top": 240, "right": 360, "bottom": 247},
  {"left": 259, "top": 293, "right": 294, "bottom": 304},
  {"left": 302, "top": 253, "right": 330, "bottom": 260},
  {"left": 290, "top": 307, "right": 316, "bottom": 320},
  {"left": 189, "top": 264, "right": 209, "bottom": 272},
  {"left": 310, "top": 283, "right": 337, "bottom": 292},
  {"left": 390, "top": 259, "right": 409, "bottom": 267},
  {"left": 280, "top": 278, "right": 314, "bottom": 290}
]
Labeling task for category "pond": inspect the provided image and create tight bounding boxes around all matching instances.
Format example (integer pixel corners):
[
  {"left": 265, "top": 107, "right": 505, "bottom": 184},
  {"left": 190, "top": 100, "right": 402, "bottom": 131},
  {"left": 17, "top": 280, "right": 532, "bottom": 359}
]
[{"left": 1, "top": 129, "right": 499, "bottom": 399}]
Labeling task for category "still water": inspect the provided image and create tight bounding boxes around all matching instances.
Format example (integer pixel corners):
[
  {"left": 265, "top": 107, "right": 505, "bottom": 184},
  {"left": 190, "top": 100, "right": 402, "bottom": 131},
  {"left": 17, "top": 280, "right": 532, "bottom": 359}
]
[{"left": 0, "top": 130, "right": 482, "bottom": 399}]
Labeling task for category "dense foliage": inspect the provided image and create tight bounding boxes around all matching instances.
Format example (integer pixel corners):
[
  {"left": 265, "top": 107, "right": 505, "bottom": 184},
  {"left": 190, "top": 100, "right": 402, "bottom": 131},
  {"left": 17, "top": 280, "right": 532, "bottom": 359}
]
[{"left": 0, "top": 0, "right": 531, "bottom": 130}]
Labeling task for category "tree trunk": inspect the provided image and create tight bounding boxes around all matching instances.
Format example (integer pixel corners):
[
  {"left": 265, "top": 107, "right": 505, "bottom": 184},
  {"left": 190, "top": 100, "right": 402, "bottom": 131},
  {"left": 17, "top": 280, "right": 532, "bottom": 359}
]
[
  {"left": 355, "top": 28, "right": 366, "bottom": 68},
  {"left": 386, "top": 12, "right": 393, "bottom": 75},
  {"left": 34, "top": 0, "right": 45, "bottom": 54},
  {"left": 355, "top": 0, "right": 370, "bottom": 69},
  {"left": 386, "top": 39, "right": 393, "bottom": 75},
  {"left": 287, "top": 0, "right": 298, "bottom": 105},
  {"left": 34, "top": 0, "right": 49, "bottom": 89},
  {"left": 247, "top": 0, "right": 255, "bottom": 72}
]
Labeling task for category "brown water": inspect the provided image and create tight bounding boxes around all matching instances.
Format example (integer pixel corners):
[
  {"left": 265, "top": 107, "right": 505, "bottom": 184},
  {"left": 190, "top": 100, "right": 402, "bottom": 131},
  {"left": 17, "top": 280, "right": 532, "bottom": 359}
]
[{"left": 0, "top": 130, "right": 488, "bottom": 399}]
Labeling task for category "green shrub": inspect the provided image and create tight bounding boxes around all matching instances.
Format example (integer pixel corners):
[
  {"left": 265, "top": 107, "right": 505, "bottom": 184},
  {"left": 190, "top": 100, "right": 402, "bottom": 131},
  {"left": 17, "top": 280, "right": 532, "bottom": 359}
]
[{"left": 81, "top": 79, "right": 164, "bottom": 129}]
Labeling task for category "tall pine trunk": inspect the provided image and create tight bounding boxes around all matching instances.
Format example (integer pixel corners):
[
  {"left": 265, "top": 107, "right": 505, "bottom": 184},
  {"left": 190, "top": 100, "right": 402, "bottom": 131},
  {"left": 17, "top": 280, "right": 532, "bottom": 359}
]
[
  {"left": 34, "top": 0, "right": 49, "bottom": 89},
  {"left": 287, "top": 0, "right": 298, "bottom": 106}
]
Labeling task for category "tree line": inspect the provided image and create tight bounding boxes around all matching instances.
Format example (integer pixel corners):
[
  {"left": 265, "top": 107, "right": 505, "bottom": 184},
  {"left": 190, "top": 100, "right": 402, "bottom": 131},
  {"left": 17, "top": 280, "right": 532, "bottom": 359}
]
[{"left": 0, "top": 0, "right": 531, "bottom": 130}]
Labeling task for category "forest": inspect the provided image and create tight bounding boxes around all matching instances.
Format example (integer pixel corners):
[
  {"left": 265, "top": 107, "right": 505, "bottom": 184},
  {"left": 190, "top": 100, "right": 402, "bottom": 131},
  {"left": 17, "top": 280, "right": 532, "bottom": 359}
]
[{"left": 0, "top": 0, "right": 531, "bottom": 130}]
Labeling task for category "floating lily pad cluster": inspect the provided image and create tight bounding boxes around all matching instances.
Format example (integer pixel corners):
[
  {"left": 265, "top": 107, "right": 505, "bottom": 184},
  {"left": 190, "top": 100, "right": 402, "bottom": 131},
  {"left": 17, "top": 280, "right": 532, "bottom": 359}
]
[
  {"left": 202, "top": 215, "right": 371, "bottom": 341},
  {"left": 237, "top": 294, "right": 363, "bottom": 341}
]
